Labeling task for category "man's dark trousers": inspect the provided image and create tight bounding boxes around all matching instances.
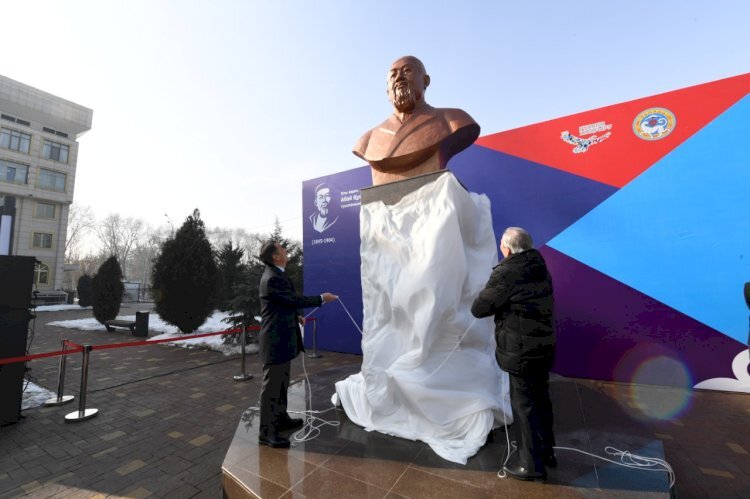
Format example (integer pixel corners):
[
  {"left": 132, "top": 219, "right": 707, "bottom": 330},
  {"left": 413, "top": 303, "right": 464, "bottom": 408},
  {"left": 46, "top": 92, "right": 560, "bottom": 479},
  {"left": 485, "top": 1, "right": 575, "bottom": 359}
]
[
  {"left": 509, "top": 370, "right": 555, "bottom": 471},
  {"left": 259, "top": 360, "right": 291, "bottom": 437}
]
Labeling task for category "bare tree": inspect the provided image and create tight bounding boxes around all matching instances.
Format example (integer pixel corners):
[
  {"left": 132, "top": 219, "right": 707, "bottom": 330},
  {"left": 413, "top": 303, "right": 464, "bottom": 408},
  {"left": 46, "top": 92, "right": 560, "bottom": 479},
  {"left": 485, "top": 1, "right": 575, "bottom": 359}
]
[
  {"left": 207, "top": 226, "right": 264, "bottom": 264},
  {"left": 78, "top": 250, "right": 108, "bottom": 276},
  {"left": 128, "top": 225, "right": 169, "bottom": 287},
  {"left": 65, "top": 203, "right": 96, "bottom": 263},
  {"left": 96, "top": 214, "right": 145, "bottom": 277}
]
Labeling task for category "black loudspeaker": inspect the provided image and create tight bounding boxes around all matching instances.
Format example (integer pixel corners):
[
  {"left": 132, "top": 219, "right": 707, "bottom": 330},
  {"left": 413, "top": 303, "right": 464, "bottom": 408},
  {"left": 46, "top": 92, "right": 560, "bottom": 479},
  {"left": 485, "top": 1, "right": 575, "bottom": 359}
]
[
  {"left": 0, "top": 255, "right": 36, "bottom": 426},
  {"left": 744, "top": 282, "right": 750, "bottom": 310},
  {"left": 0, "top": 255, "right": 36, "bottom": 308}
]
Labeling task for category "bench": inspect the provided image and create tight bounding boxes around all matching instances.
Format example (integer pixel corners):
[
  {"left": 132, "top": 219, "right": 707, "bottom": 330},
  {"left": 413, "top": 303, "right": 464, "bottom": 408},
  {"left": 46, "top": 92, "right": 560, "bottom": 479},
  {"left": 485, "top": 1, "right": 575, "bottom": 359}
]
[
  {"left": 33, "top": 292, "right": 69, "bottom": 305},
  {"left": 104, "top": 319, "right": 136, "bottom": 333},
  {"left": 104, "top": 311, "right": 150, "bottom": 337}
]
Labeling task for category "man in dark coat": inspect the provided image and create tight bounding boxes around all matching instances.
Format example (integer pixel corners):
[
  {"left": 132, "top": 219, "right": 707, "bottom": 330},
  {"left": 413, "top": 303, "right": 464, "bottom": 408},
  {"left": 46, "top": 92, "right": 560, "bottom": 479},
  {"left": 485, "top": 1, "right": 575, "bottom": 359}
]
[
  {"left": 471, "top": 227, "right": 556, "bottom": 481},
  {"left": 258, "top": 241, "right": 337, "bottom": 448}
]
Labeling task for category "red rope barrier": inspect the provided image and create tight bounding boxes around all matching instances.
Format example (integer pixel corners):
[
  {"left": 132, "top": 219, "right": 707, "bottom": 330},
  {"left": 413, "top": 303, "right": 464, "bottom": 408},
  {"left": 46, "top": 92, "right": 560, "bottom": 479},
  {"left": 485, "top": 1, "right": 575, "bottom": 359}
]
[
  {"left": 0, "top": 345, "right": 83, "bottom": 366},
  {"left": 0, "top": 324, "right": 263, "bottom": 365}
]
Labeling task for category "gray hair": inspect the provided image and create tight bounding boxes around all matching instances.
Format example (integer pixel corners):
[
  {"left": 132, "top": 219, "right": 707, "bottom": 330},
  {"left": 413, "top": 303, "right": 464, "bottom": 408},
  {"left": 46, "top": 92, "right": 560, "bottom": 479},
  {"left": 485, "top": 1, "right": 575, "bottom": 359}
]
[{"left": 501, "top": 227, "right": 533, "bottom": 254}]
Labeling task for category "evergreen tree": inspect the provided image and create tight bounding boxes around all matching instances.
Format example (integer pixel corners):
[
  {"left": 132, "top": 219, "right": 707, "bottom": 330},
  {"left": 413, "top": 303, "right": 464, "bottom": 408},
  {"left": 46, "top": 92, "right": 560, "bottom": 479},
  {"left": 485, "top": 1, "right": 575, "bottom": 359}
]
[
  {"left": 92, "top": 256, "right": 123, "bottom": 324},
  {"left": 77, "top": 274, "right": 94, "bottom": 307},
  {"left": 216, "top": 241, "right": 246, "bottom": 312},
  {"left": 268, "top": 218, "right": 304, "bottom": 292},
  {"left": 221, "top": 220, "right": 303, "bottom": 344},
  {"left": 152, "top": 209, "right": 218, "bottom": 334},
  {"left": 222, "top": 262, "right": 264, "bottom": 344}
]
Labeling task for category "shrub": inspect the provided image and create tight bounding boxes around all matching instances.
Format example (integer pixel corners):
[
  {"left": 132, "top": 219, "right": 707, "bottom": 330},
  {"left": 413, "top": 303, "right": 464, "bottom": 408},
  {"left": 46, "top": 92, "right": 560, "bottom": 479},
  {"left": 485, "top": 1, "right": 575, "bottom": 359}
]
[
  {"left": 92, "top": 256, "right": 123, "bottom": 324},
  {"left": 77, "top": 274, "right": 94, "bottom": 307}
]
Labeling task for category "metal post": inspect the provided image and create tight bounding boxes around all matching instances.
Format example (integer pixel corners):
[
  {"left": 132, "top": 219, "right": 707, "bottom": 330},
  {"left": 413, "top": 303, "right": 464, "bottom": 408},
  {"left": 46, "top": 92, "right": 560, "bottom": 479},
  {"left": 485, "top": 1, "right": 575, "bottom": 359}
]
[
  {"left": 44, "top": 339, "right": 74, "bottom": 406},
  {"left": 65, "top": 344, "right": 98, "bottom": 422},
  {"left": 233, "top": 323, "right": 252, "bottom": 381},
  {"left": 307, "top": 318, "right": 321, "bottom": 358}
]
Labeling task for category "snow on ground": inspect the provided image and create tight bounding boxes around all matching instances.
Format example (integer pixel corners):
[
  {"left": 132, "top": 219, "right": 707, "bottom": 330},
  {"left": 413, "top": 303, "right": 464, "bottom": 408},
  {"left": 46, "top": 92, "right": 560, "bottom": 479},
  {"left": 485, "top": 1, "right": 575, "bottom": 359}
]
[
  {"left": 48, "top": 311, "right": 258, "bottom": 356},
  {"left": 35, "top": 304, "right": 92, "bottom": 312},
  {"left": 22, "top": 381, "right": 56, "bottom": 410}
]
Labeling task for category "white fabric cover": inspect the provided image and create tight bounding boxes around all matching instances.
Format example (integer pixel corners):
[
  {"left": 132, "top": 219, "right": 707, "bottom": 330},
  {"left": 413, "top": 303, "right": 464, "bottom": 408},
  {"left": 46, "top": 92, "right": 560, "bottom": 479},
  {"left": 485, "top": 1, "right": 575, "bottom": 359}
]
[{"left": 335, "top": 172, "right": 512, "bottom": 464}]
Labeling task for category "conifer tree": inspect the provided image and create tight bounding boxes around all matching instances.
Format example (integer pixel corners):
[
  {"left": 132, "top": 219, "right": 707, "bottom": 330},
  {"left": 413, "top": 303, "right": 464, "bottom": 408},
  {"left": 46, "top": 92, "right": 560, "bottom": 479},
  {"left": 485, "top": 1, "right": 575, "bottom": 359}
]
[
  {"left": 269, "top": 219, "right": 304, "bottom": 292},
  {"left": 92, "top": 257, "right": 123, "bottom": 324},
  {"left": 152, "top": 209, "right": 218, "bottom": 333},
  {"left": 77, "top": 274, "right": 94, "bottom": 307},
  {"left": 222, "top": 262, "right": 264, "bottom": 344},
  {"left": 216, "top": 241, "right": 246, "bottom": 312}
]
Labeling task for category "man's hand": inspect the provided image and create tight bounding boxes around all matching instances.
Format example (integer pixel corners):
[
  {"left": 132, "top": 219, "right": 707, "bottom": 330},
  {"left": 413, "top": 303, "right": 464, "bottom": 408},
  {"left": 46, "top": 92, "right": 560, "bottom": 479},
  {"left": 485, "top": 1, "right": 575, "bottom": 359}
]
[
  {"left": 298, "top": 315, "right": 306, "bottom": 327},
  {"left": 321, "top": 292, "right": 338, "bottom": 303}
]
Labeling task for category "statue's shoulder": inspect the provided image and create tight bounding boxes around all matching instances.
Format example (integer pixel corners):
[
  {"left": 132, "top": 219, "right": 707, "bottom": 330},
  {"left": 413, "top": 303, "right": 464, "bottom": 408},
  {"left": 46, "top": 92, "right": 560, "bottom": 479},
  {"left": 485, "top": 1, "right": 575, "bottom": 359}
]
[
  {"left": 353, "top": 115, "right": 399, "bottom": 160},
  {"left": 437, "top": 107, "right": 477, "bottom": 130},
  {"left": 353, "top": 128, "right": 373, "bottom": 159}
]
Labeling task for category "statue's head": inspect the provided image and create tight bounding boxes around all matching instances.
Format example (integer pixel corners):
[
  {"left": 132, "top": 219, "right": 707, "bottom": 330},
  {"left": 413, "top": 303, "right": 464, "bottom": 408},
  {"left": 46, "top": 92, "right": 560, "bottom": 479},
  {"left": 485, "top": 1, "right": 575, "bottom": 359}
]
[
  {"left": 386, "top": 56, "right": 430, "bottom": 114},
  {"left": 314, "top": 183, "right": 331, "bottom": 217}
]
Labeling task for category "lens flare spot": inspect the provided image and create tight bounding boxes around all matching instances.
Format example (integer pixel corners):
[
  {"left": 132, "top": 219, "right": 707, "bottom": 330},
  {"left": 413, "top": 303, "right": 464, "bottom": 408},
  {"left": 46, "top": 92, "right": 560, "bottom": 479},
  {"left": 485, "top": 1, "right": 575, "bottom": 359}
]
[{"left": 628, "top": 356, "right": 692, "bottom": 420}]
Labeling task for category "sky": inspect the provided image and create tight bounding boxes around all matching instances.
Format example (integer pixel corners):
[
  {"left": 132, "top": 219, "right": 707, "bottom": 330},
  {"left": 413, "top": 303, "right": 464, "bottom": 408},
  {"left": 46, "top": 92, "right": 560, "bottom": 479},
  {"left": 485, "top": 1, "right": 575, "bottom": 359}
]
[{"left": 2, "top": 0, "right": 748, "bottom": 242}]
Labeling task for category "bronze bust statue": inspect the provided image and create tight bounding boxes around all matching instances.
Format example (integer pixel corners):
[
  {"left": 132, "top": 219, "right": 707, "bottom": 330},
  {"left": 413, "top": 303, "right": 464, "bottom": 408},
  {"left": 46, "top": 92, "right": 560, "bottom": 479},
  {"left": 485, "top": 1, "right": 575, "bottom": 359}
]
[{"left": 353, "top": 56, "right": 480, "bottom": 186}]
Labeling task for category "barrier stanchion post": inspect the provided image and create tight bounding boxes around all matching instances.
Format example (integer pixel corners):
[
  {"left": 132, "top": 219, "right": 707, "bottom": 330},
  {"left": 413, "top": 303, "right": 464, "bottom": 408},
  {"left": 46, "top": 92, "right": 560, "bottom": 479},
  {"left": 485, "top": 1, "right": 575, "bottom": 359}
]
[
  {"left": 233, "top": 322, "right": 252, "bottom": 382},
  {"left": 307, "top": 318, "right": 321, "bottom": 359},
  {"left": 65, "top": 344, "right": 98, "bottom": 422},
  {"left": 44, "top": 339, "right": 75, "bottom": 406}
]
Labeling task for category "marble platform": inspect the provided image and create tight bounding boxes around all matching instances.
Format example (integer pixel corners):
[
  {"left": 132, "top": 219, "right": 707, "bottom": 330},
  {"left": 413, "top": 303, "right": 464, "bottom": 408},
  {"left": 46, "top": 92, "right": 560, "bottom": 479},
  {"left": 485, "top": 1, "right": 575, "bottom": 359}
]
[{"left": 221, "top": 363, "right": 671, "bottom": 498}]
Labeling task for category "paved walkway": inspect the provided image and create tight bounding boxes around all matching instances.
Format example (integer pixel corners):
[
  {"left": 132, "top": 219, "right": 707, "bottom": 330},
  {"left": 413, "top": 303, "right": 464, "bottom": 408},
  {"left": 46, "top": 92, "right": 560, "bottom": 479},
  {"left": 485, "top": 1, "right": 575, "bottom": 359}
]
[
  {"left": 1, "top": 304, "right": 748, "bottom": 498},
  {"left": 0, "top": 304, "right": 359, "bottom": 498}
]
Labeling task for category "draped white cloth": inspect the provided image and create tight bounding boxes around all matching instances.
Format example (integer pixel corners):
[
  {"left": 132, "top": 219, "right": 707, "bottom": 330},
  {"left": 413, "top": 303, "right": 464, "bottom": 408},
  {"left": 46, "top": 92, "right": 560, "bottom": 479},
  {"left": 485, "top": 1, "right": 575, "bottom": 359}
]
[{"left": 334, "top": 172, "right": 512, "bottom": 464}]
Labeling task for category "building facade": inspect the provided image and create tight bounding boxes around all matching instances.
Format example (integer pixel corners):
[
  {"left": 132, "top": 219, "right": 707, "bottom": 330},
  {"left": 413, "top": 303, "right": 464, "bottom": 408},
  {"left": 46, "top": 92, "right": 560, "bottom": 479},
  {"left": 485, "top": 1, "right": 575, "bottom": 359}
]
[{"left": 0, "top": 75, "right": 92, "bottom": 292}]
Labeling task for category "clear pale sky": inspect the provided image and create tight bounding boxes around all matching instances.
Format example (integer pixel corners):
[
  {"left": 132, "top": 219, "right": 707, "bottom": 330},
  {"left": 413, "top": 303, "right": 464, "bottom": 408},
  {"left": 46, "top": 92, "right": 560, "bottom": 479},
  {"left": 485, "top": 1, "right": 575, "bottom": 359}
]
[{"left": 2, "top": 1, "right": 748, "bottom": 241}]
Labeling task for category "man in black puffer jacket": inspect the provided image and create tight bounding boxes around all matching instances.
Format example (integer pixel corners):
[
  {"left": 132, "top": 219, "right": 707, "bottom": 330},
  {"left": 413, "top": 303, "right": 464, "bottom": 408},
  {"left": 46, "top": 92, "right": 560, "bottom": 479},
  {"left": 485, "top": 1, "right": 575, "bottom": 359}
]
[{"left": 471, "top": 227, "right": 556, "bottom": 481}]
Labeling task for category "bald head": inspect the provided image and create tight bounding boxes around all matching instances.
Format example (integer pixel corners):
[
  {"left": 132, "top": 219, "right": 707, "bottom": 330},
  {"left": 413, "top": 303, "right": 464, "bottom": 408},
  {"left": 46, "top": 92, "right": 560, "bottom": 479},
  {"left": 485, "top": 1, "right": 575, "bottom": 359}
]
[{"left": 386, "top": 56, "right": 430, "bottom": 114}]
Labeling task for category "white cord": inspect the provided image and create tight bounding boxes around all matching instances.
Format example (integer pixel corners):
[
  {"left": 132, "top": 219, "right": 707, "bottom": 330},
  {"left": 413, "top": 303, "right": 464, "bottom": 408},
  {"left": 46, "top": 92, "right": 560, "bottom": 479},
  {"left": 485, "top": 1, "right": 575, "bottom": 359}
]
[
  {"left": 288, "top": 349, "right": 341, "bottom": 445},
  {"left": 493, "top": 373, "right": 674, "bottom": 488},
  {"left": 288, "top": 299, "right": 359, "bottom": 445},
  {"left": 336, "top": 297, "right": 363, "bottom": 335},
  {"left": 495, "top": 368, "right": 514, "bottom": 479},
  {"left": 552, "top": 445, "right": 675, "bottom": 488}
]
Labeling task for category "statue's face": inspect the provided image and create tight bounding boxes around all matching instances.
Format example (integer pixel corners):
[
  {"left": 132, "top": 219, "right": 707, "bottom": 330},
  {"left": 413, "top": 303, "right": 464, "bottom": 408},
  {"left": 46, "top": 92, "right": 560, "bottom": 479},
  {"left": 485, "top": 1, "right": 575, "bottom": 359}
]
[
  {"left": 315, "top": 187, "right": 330, "bottom": 216},
  {"left": 387, "top": 57, "right": 427, "bottom": 113}
]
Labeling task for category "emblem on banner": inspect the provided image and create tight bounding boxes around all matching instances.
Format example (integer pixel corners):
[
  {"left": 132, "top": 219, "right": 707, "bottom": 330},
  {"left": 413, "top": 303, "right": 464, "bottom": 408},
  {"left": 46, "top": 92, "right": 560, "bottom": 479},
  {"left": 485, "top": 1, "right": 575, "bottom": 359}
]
[
  {"left": 560, "top": 120, "right": 612, "bottom": 154},
  {"left": 632, "top": 108, "right": 676, "bottom": 140}
]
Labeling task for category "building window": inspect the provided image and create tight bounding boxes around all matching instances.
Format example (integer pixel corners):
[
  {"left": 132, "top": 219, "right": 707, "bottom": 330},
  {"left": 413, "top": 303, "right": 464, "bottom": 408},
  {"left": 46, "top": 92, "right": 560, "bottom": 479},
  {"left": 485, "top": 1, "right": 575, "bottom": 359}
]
[
  {"left": 0, "top": 159, "right": 29, "bottom": 185},
  {"left": 1, "top": 128, "right": 31, "bottom": 154},
  {"left": 43, "top": 126, "right": 68, "bottom": 139},
  {"left": 42, "top": 139, "right": 69, "bottom": 163},
  {"left": 34, "top": 262, "right": 50, "bottom": 285},
  {"left": 35, "top": 201, "right": 56, "bottom": 219},
  {"left": 37, "top": 168, "right": 66, "bottom": 192},
  {"left": 32, "top": 232, "right": 53, "bottom": 249}
]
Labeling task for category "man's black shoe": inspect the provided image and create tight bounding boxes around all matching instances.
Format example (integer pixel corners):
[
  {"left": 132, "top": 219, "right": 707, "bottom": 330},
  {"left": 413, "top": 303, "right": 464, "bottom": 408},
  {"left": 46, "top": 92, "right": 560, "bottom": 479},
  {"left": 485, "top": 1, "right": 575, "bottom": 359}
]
[
  {"left": 543, "top": 453, "right": 557, "bottom": 468},
  {"left": 503, "top": 463, "right": 547, "bottom": 482},
  {"left": 258, "top": 434, "right": 290, "bottom": 448},
  {"left": 277, "top": 417, "right": 304, "bottom": 432}
]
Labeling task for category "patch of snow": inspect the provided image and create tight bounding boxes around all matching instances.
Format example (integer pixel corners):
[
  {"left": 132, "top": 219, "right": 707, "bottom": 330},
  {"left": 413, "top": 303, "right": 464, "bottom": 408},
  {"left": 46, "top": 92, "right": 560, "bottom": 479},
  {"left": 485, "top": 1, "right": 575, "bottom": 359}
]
[
  {"left": 22, "top": 381, "right": 56, "bottom": 410},
  {"left": 35, "top": 304, "right": 92, "bottom": 312},
  {"left": 47, "top": 311, "right": 258, "bottom": 356}
]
